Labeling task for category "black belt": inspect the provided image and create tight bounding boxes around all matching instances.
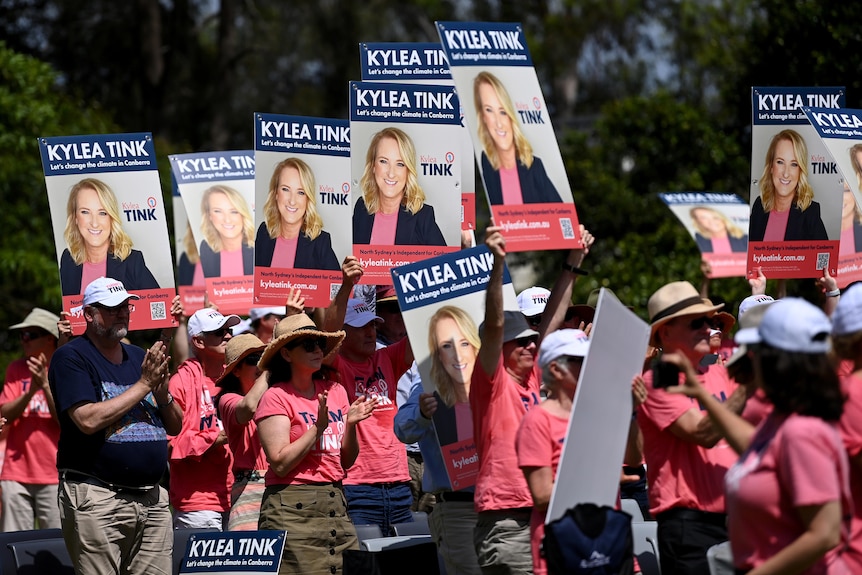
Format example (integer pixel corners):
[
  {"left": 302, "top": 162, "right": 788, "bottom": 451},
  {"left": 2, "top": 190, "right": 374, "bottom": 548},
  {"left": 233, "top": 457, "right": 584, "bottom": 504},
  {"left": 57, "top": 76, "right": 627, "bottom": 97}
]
[
  {"left": 363, "top": 481, "right": 410, "bottom": 489},
  {"left": 435, "top": 491, "right": 474, "bottom": 503},
  {"left": 234, "top": 469, "right": 266, "bottom": 482},
  {"left": 61, "top": 470, "right": 154, "bottom": 494},
  {"left": 656, "top": 507, "right": 727, "bottom": 527}
]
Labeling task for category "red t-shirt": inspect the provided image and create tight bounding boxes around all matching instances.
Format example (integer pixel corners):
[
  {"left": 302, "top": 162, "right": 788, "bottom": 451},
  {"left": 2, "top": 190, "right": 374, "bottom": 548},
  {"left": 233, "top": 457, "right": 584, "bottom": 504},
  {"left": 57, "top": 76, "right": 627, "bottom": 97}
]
[
  {"left": 838, "top": 373, "right": 862, "bottom": 573},
  {"left": 0, "top": 359, "right": 59, "bottom": 484},
  {"left": 219, "top": 392, "right": 267, "bottom": 472},
  {"left": 516, "top": 405, "right": 569, "bottom": 575},
  {"left": 727, "top": 413, "right": 851, "bottom": 574},
  {"left": 168, "top": 359, "right": 233, "bottom": 512},
  {"left": 332, "top": 338, "right": 411, "bottom": 484},
  {"left": 471, "top": 356, "right": 541, "bottom": 512},
  {"left": 638, "top": 364, "right": 739, "bottom": 515},
  {"left": 255, "top": 380, "right": 350, "bottom": 485}
]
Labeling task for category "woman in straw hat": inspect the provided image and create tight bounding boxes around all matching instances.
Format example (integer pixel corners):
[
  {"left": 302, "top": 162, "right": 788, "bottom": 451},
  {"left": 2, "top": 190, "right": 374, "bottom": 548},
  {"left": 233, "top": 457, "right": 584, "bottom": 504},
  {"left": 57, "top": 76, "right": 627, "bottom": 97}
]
[
  {"left": 214, "top": 333, "right": 268, "bottom": 531},
  {"left": 254, "top": 315, "right": 377, "bottom": 575}
]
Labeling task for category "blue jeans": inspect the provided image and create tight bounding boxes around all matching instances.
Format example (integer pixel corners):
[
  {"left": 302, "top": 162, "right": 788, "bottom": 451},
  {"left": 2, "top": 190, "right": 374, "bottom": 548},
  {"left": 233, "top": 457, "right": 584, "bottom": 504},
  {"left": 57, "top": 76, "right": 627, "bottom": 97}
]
[{"left": 343, "top": 483, "right": 414, "bottom": 535}]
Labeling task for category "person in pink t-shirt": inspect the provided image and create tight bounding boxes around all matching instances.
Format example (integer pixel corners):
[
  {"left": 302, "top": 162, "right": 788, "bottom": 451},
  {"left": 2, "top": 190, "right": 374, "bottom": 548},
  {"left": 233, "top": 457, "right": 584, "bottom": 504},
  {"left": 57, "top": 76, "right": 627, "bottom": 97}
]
[
  {"left": 640, "top": 281, "right": 748, "bottom": 575},
  {"left": 831, "top": 284, "right": 862, "bottom": 573},
  {"left": 472, "top": 225, "right": 593, "bottom": 575},
  {"left": 667, "top": 297, "right": 851, "bottom": 575},
  {"left": 255, "top": 314, "right": 376, "bottom": 575}
]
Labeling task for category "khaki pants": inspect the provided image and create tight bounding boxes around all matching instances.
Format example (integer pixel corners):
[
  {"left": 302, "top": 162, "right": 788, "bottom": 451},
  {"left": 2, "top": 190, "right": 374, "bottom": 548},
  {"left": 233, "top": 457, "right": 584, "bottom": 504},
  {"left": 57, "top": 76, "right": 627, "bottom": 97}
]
[
  {"left": 473, "top": 509, "right": 533, "bottom": 575},
  {"left": 430, "top": 500, "right": 481, "bottom": 575},
  {"left": 1, "top": 480, "right": 60, "bottom": 531},
  {"left": 59, "top": 480, "right": 172, "bottom": 575}
]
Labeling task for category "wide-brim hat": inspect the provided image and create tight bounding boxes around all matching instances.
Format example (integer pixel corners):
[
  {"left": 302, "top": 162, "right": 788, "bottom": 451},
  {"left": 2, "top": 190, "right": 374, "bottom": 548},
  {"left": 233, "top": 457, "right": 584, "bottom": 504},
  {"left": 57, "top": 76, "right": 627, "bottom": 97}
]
[
  {"left": 648, "top": 281, "right": 723, "bottom": 346},
  {"left": 216, "top": 333, "right": 267, "bottom": 386},
  {"left": 10, "top": 308, "right": 60, "bottom": 339},
  {"left": 258, "top": 315, "right": 345, "bottom": 370},
  {"left": 711, "top": 311, "right": 735, "bottom": 334}
]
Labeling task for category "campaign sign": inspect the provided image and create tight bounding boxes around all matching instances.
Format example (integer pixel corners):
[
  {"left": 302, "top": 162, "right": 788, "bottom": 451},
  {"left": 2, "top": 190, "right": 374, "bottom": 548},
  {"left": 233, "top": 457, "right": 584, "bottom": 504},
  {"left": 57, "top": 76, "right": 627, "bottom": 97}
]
[
  {"left": 178, "top": 531, "right": 285, "bottom": 574},
  {"left": 172, "top": 176, "right": 206, "bottom": 313},
  {"left": 436, "top": 21, "right": 582, "bottom": 252},
  {"left": 361, "top": 42, "right": 477, "bottom": 232},
  {"left": 39, "top": 132, "right": 176, "bottom": 334},
  {"left": 659, "top": 193, "right": 750, "bottom": 278},
  {"left": 747, "top": 87, "right": 844, "bottom": 279},
  {"left": 547, "top": 289, "right": 650, "bottom": 521},
  {"left": 803, "top": 106, "right": 862, "bottom": 288},
  {"left": 391, "top": 246, "right": 517, "bottom": 489},
  {"left": 253, "top": 114, "right": 352, "bottom": 307},
  {"left": 169, "top": 151, "right": 255, "bottom": 315},
  {"left": 350, "top": 81, "right": 462, "bottom": 284}
]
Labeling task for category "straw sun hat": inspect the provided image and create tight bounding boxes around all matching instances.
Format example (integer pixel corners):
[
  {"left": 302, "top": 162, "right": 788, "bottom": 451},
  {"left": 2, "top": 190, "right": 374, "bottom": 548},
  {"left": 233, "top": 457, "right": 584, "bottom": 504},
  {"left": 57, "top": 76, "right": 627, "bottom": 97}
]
[
  {"left": 216, "top": 334, "right": 266, "bottom": 386},
  {"left": 648, "top": 281, "right": 723, "bottom": 345},
  {"left": 258, "top": 315, "right": 345, "bottom": 370}
]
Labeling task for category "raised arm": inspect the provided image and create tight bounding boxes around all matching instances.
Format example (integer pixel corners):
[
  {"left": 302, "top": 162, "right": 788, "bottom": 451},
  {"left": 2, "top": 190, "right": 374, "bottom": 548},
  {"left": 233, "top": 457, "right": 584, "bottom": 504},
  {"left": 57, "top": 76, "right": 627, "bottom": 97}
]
[
  {"left": 537, "top": 225, "right": 594, "bottom": 339},
  {"left": 477, "top": 227, "right": 506, "bottom": 377},
  {"left": 322, "top": 256, "right": 363, "bottom": 332}
]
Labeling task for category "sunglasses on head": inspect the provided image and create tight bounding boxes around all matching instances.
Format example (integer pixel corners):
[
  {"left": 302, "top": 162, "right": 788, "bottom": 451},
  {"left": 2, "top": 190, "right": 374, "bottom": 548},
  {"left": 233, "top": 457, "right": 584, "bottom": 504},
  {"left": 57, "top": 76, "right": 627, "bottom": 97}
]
[
  {"left": 515, "top": 335, "right": 539, "bottom": 347},
  {"left": 243, "top": 354, "right": 262, "bottom": 366},
  {"left": 287, "top": 337, "right": 327, "bottom": 353},
  {"left": 19, "top": 330, "right": 49, "bottom": 342},
  {"left": 204, "top": 327, "right": 231, "bottom": 338}
]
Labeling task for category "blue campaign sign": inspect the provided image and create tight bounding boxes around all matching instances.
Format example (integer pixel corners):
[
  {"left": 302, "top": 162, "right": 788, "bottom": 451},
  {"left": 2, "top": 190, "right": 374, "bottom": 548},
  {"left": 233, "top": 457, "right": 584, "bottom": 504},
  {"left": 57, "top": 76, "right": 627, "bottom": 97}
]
[
  {"left": 804, "top": 106, "right": 862, "bottom": 140},
  {"left": 169, "top": 151, "right": 255, "bottom": 185},
  {"left": 391, "top": 245, "right": 512, "bottom": 312},
  {"left": 436, "top": 21, "right": 533, "bottom": 67},
  {"left": 179, "top": 531, "right": 285, "bottom": 574},
  {"left": 255, "top": 113, "right": 350, "bottom": 157},
  {"left": 39, "top": 132, "right": 156, "bottom": 176},
  {"left": 751, "top": 87, "right": 844, "bottom": 126},
  {"left": 361, "top": 42, "right": 451, "bottom": 81},
  {"left": 350, "top": 81, "right": 460, "bottom": 125}
]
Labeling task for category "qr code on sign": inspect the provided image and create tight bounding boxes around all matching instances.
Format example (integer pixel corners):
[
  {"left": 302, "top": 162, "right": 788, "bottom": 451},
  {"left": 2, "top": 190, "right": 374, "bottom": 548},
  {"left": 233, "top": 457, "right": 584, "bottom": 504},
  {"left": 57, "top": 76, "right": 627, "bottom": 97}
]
[
  {"left": 329, "top": 283, "right": 341, "bottom": 301},
  {"left": 816, "top": 253, "right": 829, "bottom": 271},
  {"left": 560, "top": 218, "right": 574, "bottom": 239},
  {"left": 150, "top": 302, "right": 167, "bottom": 321}
]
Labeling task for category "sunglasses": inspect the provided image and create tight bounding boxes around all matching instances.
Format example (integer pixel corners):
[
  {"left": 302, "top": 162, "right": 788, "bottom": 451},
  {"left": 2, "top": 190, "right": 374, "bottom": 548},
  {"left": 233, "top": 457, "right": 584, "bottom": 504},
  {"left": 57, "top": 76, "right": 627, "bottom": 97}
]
[
  {"left": 287, "top": 337, "right": 326, "bottom": 353},
  {"left": 19, "top": 330, "right": 49, "bottom": 342},
  {"left": 94, "top": 302, "right": 133, "bottom": 315},
  {"left": 204, "top": 327, "right": 231, "bottom": 338},
  {"left": 687, "top": 316, "right": 712, "bottom": 330},
  {"left": 243, "top": 354, "right": 262, "bottom": 366},
  {"left": 515, "top": 335, "right": 539, "bottom": 347}
]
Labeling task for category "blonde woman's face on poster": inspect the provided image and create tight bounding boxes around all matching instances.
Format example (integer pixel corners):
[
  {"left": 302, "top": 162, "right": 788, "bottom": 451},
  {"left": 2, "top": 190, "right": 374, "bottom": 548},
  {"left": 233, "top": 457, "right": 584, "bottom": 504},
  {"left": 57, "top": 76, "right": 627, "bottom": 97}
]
[
  {"left": 771, "top": 138, "right": 800, "bottom": 202},
  {"left": 75, "top": 186, "right": 112, "bottom": 252},
  {"left": 692, "top": 208, "right": 727, "bottom": 236},
  {"left": 276, "top": 166, "right": 308, "bottom": 229},
  {"left": 207, "top": 191, "right": 244, "bottom": 243},
  {"left": 373, "top": 136, "right": 408, "bottom": 202},
  {"left": 435, "top": 316, "right": 477, "bottom": 386},
  {"left": 478, "top": 82, "right": 514, "bottom": 154}
]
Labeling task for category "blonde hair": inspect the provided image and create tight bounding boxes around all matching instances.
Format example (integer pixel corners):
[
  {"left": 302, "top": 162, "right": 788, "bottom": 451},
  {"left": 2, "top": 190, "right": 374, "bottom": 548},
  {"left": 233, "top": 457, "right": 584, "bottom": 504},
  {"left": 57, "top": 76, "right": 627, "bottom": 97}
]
[
  {"left": 850, "top": 144, "right": 862, "bottom": 193},
  {"left": 200, "top": 185, "right": 255, "bottom": 252},
  {"left": 759, "top": 129, "right": 814, "bottom": 212},
  {"left": 473, "top": 71, "right": 534, "bottom": 170},
  {"left": 264, "top": 158, "right": 324, "bottom": 240},
  {"left": 182, "top": 221, "right": 199, "bottom": 264},
  {"left": 689, "top": 206, "right": 746, "bottom": 239},
  {"left": 360, "top": 127, "right": 426, "bottom": 215},
  {"left": 64, "top": 178, "right": 133, "bottom": 265},
  {"left": 428, "top": 306, "right": 480, "bottom": 408}
]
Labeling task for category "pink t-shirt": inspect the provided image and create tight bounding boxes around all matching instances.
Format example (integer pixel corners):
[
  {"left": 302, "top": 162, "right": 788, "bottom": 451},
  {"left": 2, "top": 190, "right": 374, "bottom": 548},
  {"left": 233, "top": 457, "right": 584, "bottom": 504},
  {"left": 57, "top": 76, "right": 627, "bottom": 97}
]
[
  {"left": 370, "top": 211, "right": 398, "bottom": 245},
  {"left": 271, "top": 236, "right": 298, "bottom": 269},
  {"left": 741, "top": 388, "right": 773, "bottom": 426},
  {"left": 500, "top": 166, "right": 524, "bottom": 204},
  {"left": 254, "top": 380, "right": 350, "bottom": 485},
  {"left": 638, "top": 364, "right": 739, "bottom": 515},
  {"left": 332, "top": 338, "right": 411, "bottom": 484},
  {"left": 455, "top": 401, "right": 472, "bottom": 441},
  {"left": 764, "top": 208, "right": 790, "bottom": 241},
  {"left": 81, "top": 260, "right": 107, "bottom": 294},
  {"left": 168, "top": 359, "right": 233, "bottom": 512},
  {"left": 726, "top": 413, "right": 851, "bottom": 574},
  {"left": 0, "top": 359, "right": 60, "bottom": 484},
  {"left": 840, "top": 227, "right": 856, "bottom": 257},
  {"left": 710, "top": 234, "right": 732, "bottom": 254},
  {"left": 192, "top": 261, "right": 205, "bottom": 286},
  {"left": 219, "top": 392, "right": 268, "bottom": 472},
  {"left": 516, "top": 406, "right": 569, "bottom": 575},
  {"left": 838, "top": 373, "right": 862, "bottom": 573},
  {"left": 471, "top": 357, "right": 541, "bottom": 512},
  {"left": 220, "top": 249, "right": 244, "bottom": 277}
]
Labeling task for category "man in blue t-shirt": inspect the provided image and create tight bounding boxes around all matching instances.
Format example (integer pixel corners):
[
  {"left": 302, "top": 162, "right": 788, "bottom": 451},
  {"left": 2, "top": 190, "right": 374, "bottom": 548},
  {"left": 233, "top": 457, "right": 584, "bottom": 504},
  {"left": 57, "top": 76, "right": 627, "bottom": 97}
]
[{"left": 49, "top": 277, "right": 182, "bottom": 574}]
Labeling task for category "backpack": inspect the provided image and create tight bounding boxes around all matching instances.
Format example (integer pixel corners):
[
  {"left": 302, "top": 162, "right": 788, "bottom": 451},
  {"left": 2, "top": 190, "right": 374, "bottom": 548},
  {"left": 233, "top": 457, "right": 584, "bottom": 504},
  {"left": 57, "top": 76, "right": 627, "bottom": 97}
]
[{"left": 543, "top": 503, "right": 634, "bottom": 575}]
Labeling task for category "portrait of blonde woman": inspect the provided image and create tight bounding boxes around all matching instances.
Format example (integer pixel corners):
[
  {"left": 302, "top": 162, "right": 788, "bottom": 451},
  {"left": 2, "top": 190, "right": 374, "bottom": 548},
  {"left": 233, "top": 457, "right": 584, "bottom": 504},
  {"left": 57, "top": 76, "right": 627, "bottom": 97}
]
[
  {"left": 254, "top": 158, "right": 340, "bottom": 271},
  {"left": 473, "top": 71, "right": 562, "bottom": 206},
  {"left": 199, "top": 184, "right": 255, "bottom": 278},
  {"left": 690, "top": 206, "right": 748, "bottom": 253},
  {"left": 60, "top": 177, "right": 159, "bottom": 296},
  {"left": 353, "top": 127, "right": 446, "bottom": 246}
]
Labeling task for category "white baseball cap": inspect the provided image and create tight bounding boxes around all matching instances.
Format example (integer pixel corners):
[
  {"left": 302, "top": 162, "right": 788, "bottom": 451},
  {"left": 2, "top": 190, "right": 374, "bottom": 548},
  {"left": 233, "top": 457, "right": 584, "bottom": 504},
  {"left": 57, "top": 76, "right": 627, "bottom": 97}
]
[
  {"left": 344, "top": 299, "right": 383, "bottom": 328},
  {"left": 833, "top": 284, "right": 862, "bottom": 336},
  {"left": 517, "top": 286, "right": 551, "bottom": 317},
  {"left": 735, "top": 298, "right": 830, "bottom": 354},
  {"left": 538, "top": 329, "right": 590, "bottom": 372},
  {"left": 188, "top": 308, "right": 241, "bottom": 338},
  {"left": 83, "top": 277, "right": 140, "bottom": 307}
]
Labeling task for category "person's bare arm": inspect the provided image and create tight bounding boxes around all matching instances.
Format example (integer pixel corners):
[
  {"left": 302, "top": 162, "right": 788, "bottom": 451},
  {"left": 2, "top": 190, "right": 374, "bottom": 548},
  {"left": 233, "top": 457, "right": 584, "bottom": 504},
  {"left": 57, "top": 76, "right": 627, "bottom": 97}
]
[
  {"left": 477, "top": 227, "right": 506, "bottom": 377},
  {"left": 537, "top": 225, "right": 594, "bottom": 339},
  {"left": 322, "top": 256, "right": 363, "bottom": 332},
  {"left": 523, "top": 466, "right": 554, "bottom": 511},
  {"left": 234, "top": 372, "right": 269, "bottom": 425}
]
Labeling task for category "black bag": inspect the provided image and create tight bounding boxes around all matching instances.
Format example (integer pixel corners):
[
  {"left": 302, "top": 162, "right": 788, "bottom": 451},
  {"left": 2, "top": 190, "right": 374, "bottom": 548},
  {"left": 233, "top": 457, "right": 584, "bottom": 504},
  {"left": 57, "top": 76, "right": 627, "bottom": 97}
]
[
  {"left": 343, "top": 542, "right": 440, "bottom": 575},
  {"left": 543, "top": 503, "right": 634, "bottom": 575}
]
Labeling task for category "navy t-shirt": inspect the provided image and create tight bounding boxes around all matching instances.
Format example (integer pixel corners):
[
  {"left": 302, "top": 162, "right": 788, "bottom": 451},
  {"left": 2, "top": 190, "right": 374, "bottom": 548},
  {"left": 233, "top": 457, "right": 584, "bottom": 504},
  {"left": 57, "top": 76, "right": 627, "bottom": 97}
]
[{"left": 48, "top": 336, "right": 168, "bottom": 487}]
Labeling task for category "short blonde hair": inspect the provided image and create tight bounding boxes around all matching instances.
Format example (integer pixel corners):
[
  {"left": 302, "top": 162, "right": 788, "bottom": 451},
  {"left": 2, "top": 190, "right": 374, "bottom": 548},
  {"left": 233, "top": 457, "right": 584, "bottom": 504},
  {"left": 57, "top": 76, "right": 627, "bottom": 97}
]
[
  {"left": 182, "top": 221, "right": 199, "bottom": 264},
  {"left": 473, "top": 71, "right": 534, "bottom": 170},
  {"left": 689, "top": 206, "right": 746, "bottom": 239},
  {"left": 360, "top": 127, "right": 425, "bottom": 215},
  {"left": 428, "top": 306, "right": 480, "bottom": 408},
  {"left": 64, "top": 178, "right": 133, "bottom": 265},
  {"left": 264, "top": 158, "right": 324, "bottom": 240},
  {"left": 759, "top": 129, "right": 814, "bottom": 212},
  {"left": 200, "top": 185, "right": 255, "bottom": 252}
]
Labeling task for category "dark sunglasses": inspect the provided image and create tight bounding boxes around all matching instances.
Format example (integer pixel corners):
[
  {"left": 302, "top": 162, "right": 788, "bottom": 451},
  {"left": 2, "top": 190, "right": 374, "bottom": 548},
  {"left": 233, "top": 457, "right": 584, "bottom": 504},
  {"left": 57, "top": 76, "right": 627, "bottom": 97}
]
[
  {"left": 243, "top": 354, "right": 262, "bottom": 366},
  {"left": 287, "top": 337, "right": 326, "bottom": 353},
  {"left": 94, "top": 302, "right": 133, "bottom": 315},
  {"left": 526, "top": 314, "right": 542, "bottom": 327},
  {"left": 515, "top": 335, "right": 539, "bottom": 347},
  {"left": 19, "top": 330, "right": 49, "bottom": 342},
  {"left": 688, "top": 316, "right": 712, "bottom": 330},
  {"left": 204, "top": 327, "right": 231, "bottom": 338}
]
